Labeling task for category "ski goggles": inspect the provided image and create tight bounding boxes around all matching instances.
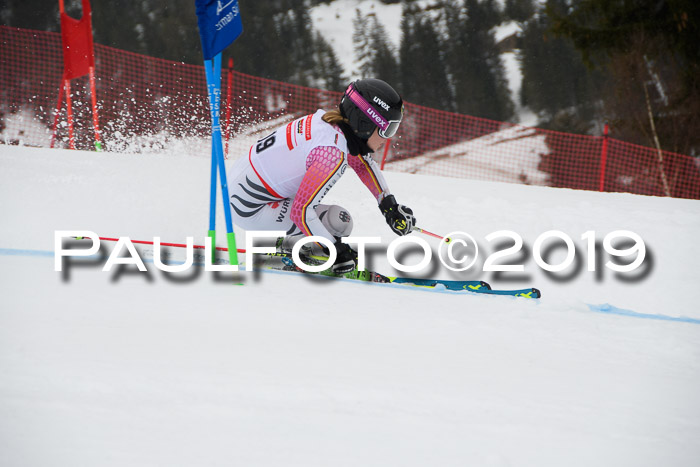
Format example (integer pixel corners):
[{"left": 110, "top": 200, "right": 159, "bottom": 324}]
[{"left": 344, "top": 83, "right": 403, "bottom": 138}]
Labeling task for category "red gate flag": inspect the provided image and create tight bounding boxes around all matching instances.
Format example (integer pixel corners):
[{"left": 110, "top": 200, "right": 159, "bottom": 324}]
[{"left": 60, "top": 0, "right": 95, "bottom": 80}]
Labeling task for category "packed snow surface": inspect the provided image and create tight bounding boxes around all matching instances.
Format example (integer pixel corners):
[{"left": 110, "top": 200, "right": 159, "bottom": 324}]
[
  {"left": 1, "top": 144, "right": 699, "bottom": 466},
  {"left": 387, "top": 124, "right": 549, "bottom": 184}
]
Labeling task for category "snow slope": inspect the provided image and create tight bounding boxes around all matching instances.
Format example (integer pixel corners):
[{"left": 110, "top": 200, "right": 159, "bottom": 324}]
[
  {"left": 1, "top": 145, "right": 700, "bottom": 466},
  {"left": 387, "top": 124, "right": 549, "bottom": 184}
]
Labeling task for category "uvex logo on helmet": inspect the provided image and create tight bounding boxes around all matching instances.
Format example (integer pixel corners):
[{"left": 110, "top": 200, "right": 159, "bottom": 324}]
[
  {"left": 366, "top": 107, "right": 384, "bottom": 124},
  {"left": 373, "top": 96, "right": 391, "bottom": 110}
]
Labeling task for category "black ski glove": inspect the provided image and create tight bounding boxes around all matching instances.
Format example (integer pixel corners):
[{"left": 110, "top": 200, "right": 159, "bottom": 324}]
[
  {"left": 379, "top": 194, "right": 416, "bottom": 236},
  {"left": 332, "top": 241, "right": 357, "bottom": 274}
]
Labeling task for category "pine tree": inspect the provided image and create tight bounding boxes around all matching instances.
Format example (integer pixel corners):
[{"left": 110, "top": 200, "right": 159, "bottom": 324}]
[
  {"left": 445, "top": 0, "right": 514, "bottom": 121},
  {"left": 228, "top": 0, "right": 343, "bottom": 89},
  {"left": 414, "top": 14, "right": 453, "bottom": 110},
  {"left": 398, "top": 3, "right": 452, "bottom": 110},
  {"left": 352, "top": 9, "right": 372, "bottom": 78},
  {"left": 312, "top": 31, "right": 346, "bottom": 90},
  {"left": 398, "top": 3, "right": 420, "bottom": 101},
  {"left": 137, "top": 0, "right": 201, "bottom": 64},
  {"left": 228, "top": 2, "right": 287, "bottom": 80},
  {"left": 352, "top": 10, "right": 399, "bottom": 85},
  {"left": 276, "top": 1, "right": 317, "bottom": 87},
  {"left": 1, "top": 0, "right": 59, "bottom": 32},
  {"left": 519, "top": 0, "right": 602, "bottom": 127},
  {"left": 504, "top": 0, "right": 535, "bottom": 23}
]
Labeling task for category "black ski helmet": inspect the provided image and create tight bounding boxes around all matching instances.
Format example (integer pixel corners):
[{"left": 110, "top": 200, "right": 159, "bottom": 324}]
[{"left": 340, "top": 78, "right": 404, "bottom": 140}]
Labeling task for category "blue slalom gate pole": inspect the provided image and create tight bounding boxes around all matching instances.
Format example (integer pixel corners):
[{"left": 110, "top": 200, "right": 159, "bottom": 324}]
[
  {"left": 205, "top": 53, "right": 238, "bottom": 267},
  {"left": 207, "top": 59, "right": 218, "bottom": 262},
  {"left": 195, "top": 0, "right": 243, "bottom": 267}
]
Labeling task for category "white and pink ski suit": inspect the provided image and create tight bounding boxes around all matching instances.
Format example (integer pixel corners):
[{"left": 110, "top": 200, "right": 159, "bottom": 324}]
[{"left": 227, "top": 109, "right": 391, "bottom": 242}]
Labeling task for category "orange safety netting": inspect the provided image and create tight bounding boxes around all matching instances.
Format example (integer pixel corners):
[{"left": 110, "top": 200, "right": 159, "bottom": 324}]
[{"left": 2, "top": 25, "right": 699, "bottom": 199}]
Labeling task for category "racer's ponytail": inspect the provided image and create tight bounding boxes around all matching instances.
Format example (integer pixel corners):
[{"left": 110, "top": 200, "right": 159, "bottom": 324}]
[{"left": 322, "top": 109, "right": 349, "bottom": 126}]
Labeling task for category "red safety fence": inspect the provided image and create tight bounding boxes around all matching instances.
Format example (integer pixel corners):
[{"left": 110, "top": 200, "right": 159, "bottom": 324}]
[{"left": 2, "top": 25, "right": 699, "bottom": 199}]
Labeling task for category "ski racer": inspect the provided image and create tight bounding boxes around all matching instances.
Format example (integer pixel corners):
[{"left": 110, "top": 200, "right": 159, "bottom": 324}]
[{"left": 227, "top": 78, "right": 417, "bottom": 274}]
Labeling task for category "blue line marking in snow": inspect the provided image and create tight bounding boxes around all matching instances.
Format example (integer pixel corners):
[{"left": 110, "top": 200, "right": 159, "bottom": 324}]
[
  {"left": 586, "top": 303, "right": 700, "bottom": 325},
  {"left": 0, "top": 248, "right": 54, "bottom": 257},
  {"left": 2, "top": 247, "right": 699, "bottom": 325}
]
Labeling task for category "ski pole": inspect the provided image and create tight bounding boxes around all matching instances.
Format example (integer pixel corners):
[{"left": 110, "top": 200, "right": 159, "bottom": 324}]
[{"left": 415, "top": 227, "right": 452, "bottom": 243}]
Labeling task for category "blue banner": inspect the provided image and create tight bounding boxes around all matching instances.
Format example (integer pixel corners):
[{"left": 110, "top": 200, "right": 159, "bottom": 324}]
[{"left": 195, "top": 0, "right": 243, "bottom": 60}]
